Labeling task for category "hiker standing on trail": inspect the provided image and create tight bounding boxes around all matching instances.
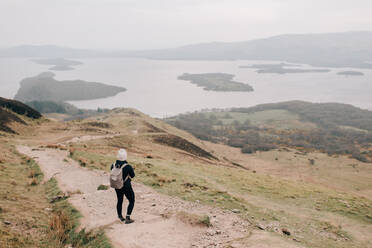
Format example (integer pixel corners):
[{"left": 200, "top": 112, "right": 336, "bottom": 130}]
[{"left": 110, "top": 148, "right": 135, "bottom": 224}]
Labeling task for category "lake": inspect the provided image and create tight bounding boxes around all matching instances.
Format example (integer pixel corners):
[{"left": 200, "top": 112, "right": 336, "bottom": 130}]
[{"left": 1, "top": 58, "right": 372, "bottom": 117}]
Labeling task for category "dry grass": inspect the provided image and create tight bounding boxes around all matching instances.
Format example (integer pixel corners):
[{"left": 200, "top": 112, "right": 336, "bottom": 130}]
[
  {"left": 9, "top": 107, "right": 372, "bottom": 248},
  {"left": 49, "top": 210, "right": 72, "bottom": 243},
  {"left": 71, "top": 148, "right": 372, "bottom": 248},
  {"left": 29, "top": 177, "right": 38, "bottom": 186},
  {"left": 0, "top": 144, "right": 52, "bottom": 247},
  {"left": 250, "top": 149, "right": 372, "bottom": 200},
  {"left": 176, "top": 211, "right": 212, "bottom": 227},
  {"left": 0, "top": 142, "right": 112, "bottom": 248}
]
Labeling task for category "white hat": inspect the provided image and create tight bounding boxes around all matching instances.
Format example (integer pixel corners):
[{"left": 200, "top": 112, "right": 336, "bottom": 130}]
[{"left": 117, "top": 148, "right": 127, "bottom": 161}]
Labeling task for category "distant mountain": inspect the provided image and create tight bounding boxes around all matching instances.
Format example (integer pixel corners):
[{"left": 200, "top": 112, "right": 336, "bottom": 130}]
[
  {"left": 0, "top": 45, "right": 128, "bottom": 58},
  {"left": 1, "top": 31, "right": 372, "bottom": 68},
  {"left": 0, "top": 45, "right": 97, "bottom": 58},
  {"left": 132, "top": 31, "right": 372, "bottom": 68}
]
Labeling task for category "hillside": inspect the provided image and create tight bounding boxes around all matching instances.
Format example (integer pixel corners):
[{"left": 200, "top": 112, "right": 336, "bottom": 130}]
[
  {"left": 25, "top": 100, "right": 111, "bottom": 121},
  {"left": 14, "top": 72, "right": 126, "bottom": 102},
  {"left": 1, "top": 106, "right": 372, "bottom": 247},
  {"left": 0, "top": 97, "right": 42, "bottom": 133},
  {"left": 165, "top": 101, "right": 372, "bottom": 162}
]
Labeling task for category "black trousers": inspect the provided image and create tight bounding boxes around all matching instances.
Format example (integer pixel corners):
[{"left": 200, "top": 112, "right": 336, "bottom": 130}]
[{"left": 115, "top": 183, "right": 135, "bottom": 217}]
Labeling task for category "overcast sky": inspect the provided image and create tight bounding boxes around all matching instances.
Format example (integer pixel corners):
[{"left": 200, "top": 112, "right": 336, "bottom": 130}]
[{"left": 0, "top": 0, "right": 371, "bottom": 49}]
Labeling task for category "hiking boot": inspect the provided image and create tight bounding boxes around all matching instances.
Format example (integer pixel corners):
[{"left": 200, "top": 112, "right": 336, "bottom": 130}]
[
  {"left": 125, "top": 216, "right": 134, "bottom": 224},
  {"left": 118, "top": 216, "right": 125, "bottom": 222}
]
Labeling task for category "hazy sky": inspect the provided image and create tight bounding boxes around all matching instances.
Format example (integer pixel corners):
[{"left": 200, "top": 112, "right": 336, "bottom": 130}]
[{"left": 1, "top": 0, "right": 371, "bottom": 49}]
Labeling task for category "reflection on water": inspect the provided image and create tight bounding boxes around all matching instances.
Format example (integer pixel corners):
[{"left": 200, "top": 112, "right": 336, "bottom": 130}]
[{"left": 0, "top": 58, "right": 371, "bottom": 117}]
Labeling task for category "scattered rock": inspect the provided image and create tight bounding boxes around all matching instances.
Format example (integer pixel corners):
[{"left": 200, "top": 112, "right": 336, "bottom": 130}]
[
  {"left": 50, "top": 194, "right": 69, "bottom": 203},
  {"left": 44, "top": 208, "right": 53, "bottom": 212},
  {"left": 256, "top": 223, "right": 266, "bottom": 230},
  {"left": 4, "top": 220, "right": 11, "bottom": 225},
  {"left": 232, "top": 209, "right": 240, "bottom": 213},
  {"left": 151, "top": 203, "right": 156, "bottom": 207},
  {"left": 146, "top": 155, "right": 153, "bottom": 159},
  {"left": 144, "top": 162, "right": 153, "bottom": 167},
  {"left": 282, "top": 228, "right": 291, "bottom": 235}
]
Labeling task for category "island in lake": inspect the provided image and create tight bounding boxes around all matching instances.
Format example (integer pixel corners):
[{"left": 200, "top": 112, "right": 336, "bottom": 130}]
[
  {"left": 14, "top": 72, "right": 126, "bottom": 102},
  {"left": 32, "top": 58, "right": 83, "bottom": 71},
  {"left": 240, "top": 63, "right": 330, "bottom": 74},
  {"left": 337, "top": 71, "right": 364, "bottom": 76},
  {"left": 240, "top": 63, "right": 301, "bottom": 69},
  {"left": 178, "top": 73, "right": 253, "bottom": 92}
]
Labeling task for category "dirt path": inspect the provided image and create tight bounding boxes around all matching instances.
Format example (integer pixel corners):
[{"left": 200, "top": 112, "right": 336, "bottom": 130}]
[{"left": 17, "top": 144, "right": 303, "bottom": 248}]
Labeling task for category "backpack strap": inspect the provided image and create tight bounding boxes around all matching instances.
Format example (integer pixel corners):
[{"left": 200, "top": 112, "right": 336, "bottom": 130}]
[{"left": 122, "top": 162, "right": 130, "bottom": 182}]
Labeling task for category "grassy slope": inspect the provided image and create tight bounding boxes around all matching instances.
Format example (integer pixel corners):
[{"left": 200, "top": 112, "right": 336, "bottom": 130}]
[
  {"left": 70, "top": 147, "right": 372, "bottom": 248},
  {"left": 59, "top": 109, "right": 372, "bottom": 248},
  {"left": 203, "top": 109, "right": 316, "bottom": 129},
  {"left": 0, "top": 142, "right": 111, "bottom": 248},
  {"left": 165, "top": 102, "right": 372, "bottom": 163},
  {"left": 0, "top": 97, "right": 43, "bottom": 134},
  {"left": 0, "top": 101, "right": 112, "bottom": 248},
  {"left": 3, "top": 106, "right": 371, "bottom": 248}
]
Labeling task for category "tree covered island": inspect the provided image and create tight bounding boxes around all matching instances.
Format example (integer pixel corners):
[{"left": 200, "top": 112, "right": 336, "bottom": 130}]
[
  {"left": 337, "top": 71, "right": 364, "bottom": 76},
  {"left": 32, "top": 58, "right": 83, "bottom": 71},
  {"left": 240, "top": 63, "right": 330, "bottom": 74},
  {"left": 178, "top": 73, "right": 254, "bottom": 92},
  {"left": 14, "top": 72, "right": 126, "bottom": 102}
]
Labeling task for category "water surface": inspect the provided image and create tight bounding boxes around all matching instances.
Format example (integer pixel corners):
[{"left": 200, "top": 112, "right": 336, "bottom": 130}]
[{"left": 1, "top": 58, "right": 371, "bottom": 117}]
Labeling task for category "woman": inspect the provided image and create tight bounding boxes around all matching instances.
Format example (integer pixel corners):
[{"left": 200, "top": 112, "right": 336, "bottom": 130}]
[{"left": 111, "top": 148, "right": 135, "bottom": 224}]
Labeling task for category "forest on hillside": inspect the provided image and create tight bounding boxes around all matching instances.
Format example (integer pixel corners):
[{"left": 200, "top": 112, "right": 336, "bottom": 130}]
[{"left": 165, "top": 101, "right": 372, "bottom": 162}]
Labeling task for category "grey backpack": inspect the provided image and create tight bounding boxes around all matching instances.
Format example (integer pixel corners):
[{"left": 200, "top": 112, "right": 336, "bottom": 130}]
[{"left": 110, "top": 162, "right": 130, "bottom": 189}]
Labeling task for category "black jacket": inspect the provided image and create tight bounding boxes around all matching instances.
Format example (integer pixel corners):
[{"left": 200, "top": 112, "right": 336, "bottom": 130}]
[{"left": 110, "top": 160, "right": 135, "bottom": 187}]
